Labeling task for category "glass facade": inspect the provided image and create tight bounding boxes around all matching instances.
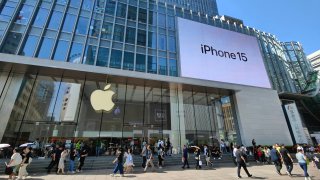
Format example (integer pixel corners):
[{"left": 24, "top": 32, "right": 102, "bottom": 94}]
[{"left": 0, "top": 70, "right": 237, "bottom": 155}]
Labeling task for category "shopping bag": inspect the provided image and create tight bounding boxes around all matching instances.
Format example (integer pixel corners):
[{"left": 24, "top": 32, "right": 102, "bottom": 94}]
[{"left": 199, "top": 160, "right": 203, "bottom": 166}]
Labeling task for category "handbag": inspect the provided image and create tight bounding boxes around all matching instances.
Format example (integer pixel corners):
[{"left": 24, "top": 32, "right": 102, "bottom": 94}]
[
  {"left": 199, "top": 160, "right": 203, "bottom": 166},
  {"left": 5, "top": 166, "right": 13, "bottom": 175}
]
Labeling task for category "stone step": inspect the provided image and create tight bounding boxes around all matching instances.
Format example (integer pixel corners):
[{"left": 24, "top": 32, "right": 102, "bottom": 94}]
[{"left": 0, "top": 154, "right": 251, "bottom": 173}]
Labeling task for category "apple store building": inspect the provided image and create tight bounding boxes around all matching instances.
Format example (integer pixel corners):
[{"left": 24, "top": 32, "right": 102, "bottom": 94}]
[{"left": 0, "top": 1, "right": 293, "bottom": 155}]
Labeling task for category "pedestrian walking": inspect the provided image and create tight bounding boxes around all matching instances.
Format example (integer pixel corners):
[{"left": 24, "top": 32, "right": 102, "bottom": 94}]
[
  {"left": 235, "top": 145, "right": 252, "bottom": 179},
  {"left": 158, "top": 147, "right": 165, "bottom": 168},
  {"left": 144, "top": 145, "right": 155, "bottom": 172},
  {"left": 124, "top": 148, "right": 134, "bottom": 174},
  {"left": 110, "top": 148, "right": 124, "bottom": 177},
  {"left": 194, "top": 147, "right": 201, "bottom": 169},
  {"left": 68, "top": 148, "right": 77, "bottom": 174},
  {"left": 76, "top": 149, "right": 88, "bottom": 173},
  {"left": 57, "top": 148, "right": 69, "bottom": 174},
  {"left": 296, "top": 147, "right": 311, "bottom": 180},
  {"left": 181, "top": 145, "right": 190, "bottom": 169},
  {"left": 141, "top": 142, "right": 147, "bottom": 168},
  {"left": 18, "top": 147, "right": 32, "bottom": 179},
  {"left": 270, "top": 144, "right": 282, "bottom": 175},
  {"left": 7, "top": 147, "right": 22, "bottom": 180},
  {"left": 280, "top": 144, "right": 293, "bottom": 176},
  {"left": 47, "top": 144, "right": 62, "bottom": 174}
]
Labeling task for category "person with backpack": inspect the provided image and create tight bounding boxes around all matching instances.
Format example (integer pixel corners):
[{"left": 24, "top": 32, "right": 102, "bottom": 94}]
[{"left": 270, "top": 144, "right": 282, "bottom": 175}]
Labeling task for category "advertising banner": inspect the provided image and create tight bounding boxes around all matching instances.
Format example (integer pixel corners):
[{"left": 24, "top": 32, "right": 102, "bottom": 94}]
[{"left": 177, "top": 18, "right": 271, "bottom": 88}]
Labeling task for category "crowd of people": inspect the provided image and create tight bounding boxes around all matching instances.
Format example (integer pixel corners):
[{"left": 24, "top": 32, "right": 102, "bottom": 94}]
[{"left": 3, "top": 138, "right": 320, "bottom": 179}]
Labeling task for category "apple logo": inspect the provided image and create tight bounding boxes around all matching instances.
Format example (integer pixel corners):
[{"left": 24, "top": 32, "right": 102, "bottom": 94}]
[{"left": 90, "top": 84, "right": 115, "bottom": 113}]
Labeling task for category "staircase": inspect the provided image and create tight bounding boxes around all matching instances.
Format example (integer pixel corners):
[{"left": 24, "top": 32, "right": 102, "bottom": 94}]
[{"left": 0, "top": 153, "right": 246, "bottom": 174}]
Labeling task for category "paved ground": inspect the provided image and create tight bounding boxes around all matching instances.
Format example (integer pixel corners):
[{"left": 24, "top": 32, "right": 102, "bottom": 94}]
[{"left": 1, "top": 163, "right": 319, "bottom": 180}]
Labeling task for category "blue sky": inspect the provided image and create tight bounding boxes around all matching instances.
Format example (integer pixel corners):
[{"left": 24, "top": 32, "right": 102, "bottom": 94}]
[{"left": 217, "top": 0, "right": 320, "bottom": 55}]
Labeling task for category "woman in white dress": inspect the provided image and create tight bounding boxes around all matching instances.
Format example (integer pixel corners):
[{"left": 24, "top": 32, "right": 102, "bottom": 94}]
[
  {"left": 57, "top": 149, "right": 69, "bottom": 174},
  {"left": 124, "top": 149, "right": 134, "bottom": 173}
]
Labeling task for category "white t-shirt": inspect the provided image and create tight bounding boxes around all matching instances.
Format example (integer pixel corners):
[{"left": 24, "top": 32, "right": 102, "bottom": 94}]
[{"left": 10, "top": 153, "right": 22, "bottom": 166}]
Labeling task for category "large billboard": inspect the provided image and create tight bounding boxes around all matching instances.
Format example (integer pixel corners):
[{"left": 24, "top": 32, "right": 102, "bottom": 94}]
[{"left": 177, "top": 18, "right": 271, "bottom": 88}]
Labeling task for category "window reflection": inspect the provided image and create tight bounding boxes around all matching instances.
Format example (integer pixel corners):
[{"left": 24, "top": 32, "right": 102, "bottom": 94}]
[
  {"left": 96, "top": 47, "right": 109, "bottom": 67},
  {"left": 158, "top": 34, "right": 166, "bottom": 51},
  {"left": 0, "top": 32, "right": 22, "bottom": 54},
  {"left": 137, "top": 30, "right": 146, "bottom": 46},
  {"left": 113, "top": 25, "right": 124, "bottom": 42},
  {"left": 83, "top": 45, "right": 97, "bottom": 65},
  {"left": 89, "top": 19, "right": 101, "bottom": 37},
  {"left": 20, "top": 35, "right": 39, "bottom": 57},
  {"left": 0, "top": 2, "right": 16, "bottom": 22},
  {"left": 138, "top": 8, "right": 147, "bottom": 23},
  {"left": 53, "top": 40, "right": 70, "bottom": 61},
  {"left": 169, "top": 59, "right": 177, "bottom": 76},
  {"left": 148, "top": 56, "right": 157, "bottom": 74},
  {"left": 127, "top": 6, "right": 137, "bottom": 21},
  {"left": 37, "top": 37, "right": 54, "bottom": 59},
  {"left": 105, "top": 0, "right": 116, "bottom": 15},
  {"left": 33, "top": 8, "right": 49, "bottom": 27},
  {"left": 116, "top": 3, "right": 126, "bottom": 18},
  {"left": 158, "top": 57, "right": 167, "bottom": 75},
  {"left": 123, "top": 51, "right": 134, "bottom": 70},
  {"left": 15, "top": 4, "right": 34, "bottom": 25},
  {"left": 110, "top": 49, "right": 122, "bottom": 69},
  {"left": 101, "top": 22, "right": 113, "bottom": 40},
  {"left": 136, "top": 54, "right": 145, "bottom": 72},
  {"left": 48, "top": 11, "right": 63, "bottom": 30},
  {"left": 68, "top": 42, "right": 84, "bottom": 63},
  {"left": 82, "top": 0, "right": 94, "bottom": 10},
  {"left": 125, "top": 27, "right": 136, "bottom": 44},
  {"left": 62, "top": 14, "right": 77, "bottom": 32},
  {"left": 76, "top": 17, "right": 89, "bottom": 35}
]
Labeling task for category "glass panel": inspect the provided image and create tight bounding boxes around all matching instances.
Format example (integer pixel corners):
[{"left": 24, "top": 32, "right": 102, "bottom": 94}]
[
  {"left": 15, "top": 4, "right": 34, "bottom": 25},
  {"left": 113, "top": 24, "right": 124, "bottom": 42},
  {"left": 158, "top": 57, "right": 167, "bottom": 75},
  {"left": 37, "top": 37, "right": 54, "bottom": 59},
  {"left": 76, "top": 17, "right": 89, "bottom": 35},
  {"left": 0, "top": 32, "right": 22, "bottom": 54},
  {"left": 96, "top": 47, "right": 109, "bottom": 67},
  {"left": 138, "top": 8, "right": 147, "bottom": 24},
  {"left": 169, "top": 59, "right": 177, "bottom": 76},
  {"left": 89, "top": 19, "right": 101, "bottom": 37},
  {"left": 148, "top": 10, "right": 156, "bottom": 25},
  {"left": 127, "top": 6, "right": 137, "bottom": 21},
  {"left": 19, "top": 35, "right": 39, "bottom": 57},
  {"left": 53, "top": 40, "right": 69, "bottom": 61},
  {"left": 101, "top": 22, "right": 113, "bottom": 40},
  {"left": 148, "top": 56, "right": 157, "bottom": 74},
  {"left": 168, "top": 36, "right": 176, "bottom": 52},
  {"left": 123, "top": 51, "right": 134, "bottom": 70},
  {"left": 110, "top": 49, "right": 122, "bottom": 69},
  {"left": 68, "top": 42, "right": 84, "bottom": 63},
  {"left": 158, "top": 34, "right": 166, "bottom": 51},
  {"left": 48, "top": 11, "right": 63, "bottom": 30},
  {"left": 0, "top": 4, "right": 16, "bottom": 22},
  {"left": 137, "top": 29, "right": 146, "bottom": 46},
  {"left": 33, "top": 8, "right": 49, "bottom": 27},
  {"left": 70, "top": 0, "right": 81, "bottom": 8},
  {"left": 167, "top": 16, "right": 175, "bottom": 30},
  {"left": 125, "top": 27, "right": 136, "bottom": 44},
  {"left": 158, "top": 13, "right": 166, "bottom": 28},
  {"left": 148, "top": 31, "right": 156, "bottom": 49},
  {"left": 135, "top": 54, "right": 145, "bottom": 72},
  {"left": 116, "top": 3, "right": 126, "bottom": 18},
  {"left": 82, "top": 0, "right": 94, "bottom": 11},
  {"left": 105, "top": 0, "right": 116, "bottom": 15},
  {"left": 62, "top": 14, "right": 77, "bottom": 32},
  {"left": 182, "top": 91, "right": 197, "bottom": 146},
  {"left": 83, "top": 45, "right": 97, "bottom": 65}
]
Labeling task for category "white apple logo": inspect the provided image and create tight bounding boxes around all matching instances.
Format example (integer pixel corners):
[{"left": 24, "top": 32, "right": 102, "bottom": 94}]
[{"left": 90, "top": 84, "right": 115, "bottom": 113}]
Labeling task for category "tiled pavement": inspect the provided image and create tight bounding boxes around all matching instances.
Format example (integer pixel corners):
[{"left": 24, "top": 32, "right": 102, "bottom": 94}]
[{"left": 1, "top": 163, "right": 319, "bottom": 180}]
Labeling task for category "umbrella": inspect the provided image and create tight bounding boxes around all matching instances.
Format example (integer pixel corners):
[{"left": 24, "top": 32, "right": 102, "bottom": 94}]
[
  {"left": 190, "top": 145, "right": 200, "bottom": 149},
  {"left": 19, "top": 143, "right": 33, "bottom": 148},
  {"left": 0, "top": 144, "right": 10, "bottom": 148}
]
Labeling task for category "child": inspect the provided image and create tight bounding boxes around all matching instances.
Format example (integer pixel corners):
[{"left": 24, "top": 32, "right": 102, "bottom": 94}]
[{"left": 111, "top": 148, "right": 124, "bottom": 177}]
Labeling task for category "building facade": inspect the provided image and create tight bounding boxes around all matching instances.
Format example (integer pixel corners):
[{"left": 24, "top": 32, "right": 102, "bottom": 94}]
[
  {"left": 0, "top": 0, "right": 311, "bottom": 154},
  {"left": 308, "top": 50, "right": 320, "bottom": 72}
]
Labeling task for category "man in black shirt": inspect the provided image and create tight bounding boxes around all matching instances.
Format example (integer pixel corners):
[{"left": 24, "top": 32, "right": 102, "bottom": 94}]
[
  {"left": 47, "top": 144, "right": 62, "bottom": 173},
  {"left": 280, "top": 144, "right": 293, "bottom": 176},
  {"left": 235, "top": 145, "right": 252, "bottom": 179}
]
